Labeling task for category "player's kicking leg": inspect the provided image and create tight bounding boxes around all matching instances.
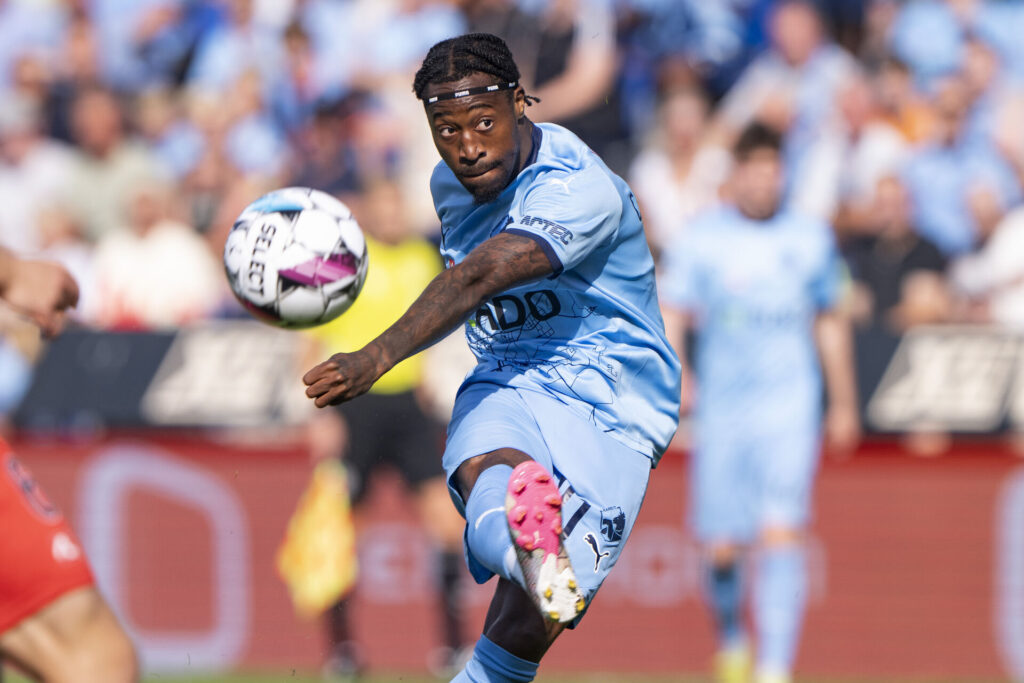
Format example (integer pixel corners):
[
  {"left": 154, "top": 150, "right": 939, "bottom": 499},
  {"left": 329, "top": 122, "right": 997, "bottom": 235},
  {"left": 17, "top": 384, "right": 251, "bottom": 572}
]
[
  {"left": 0, "top": 586, "right": 137, "bottom": 683},
  {"left": 448, "top": 449, "right": 575, "bottom": 683},
  {"left": 441, "top": 384, "right": 652, "bottom": 683}
]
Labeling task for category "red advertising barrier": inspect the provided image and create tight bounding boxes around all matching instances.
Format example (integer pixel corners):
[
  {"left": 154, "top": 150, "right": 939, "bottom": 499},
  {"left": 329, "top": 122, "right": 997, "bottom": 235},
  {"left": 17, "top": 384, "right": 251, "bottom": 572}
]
[{"left": 11, "top": 434, "right": 1022, "bottom": 679}]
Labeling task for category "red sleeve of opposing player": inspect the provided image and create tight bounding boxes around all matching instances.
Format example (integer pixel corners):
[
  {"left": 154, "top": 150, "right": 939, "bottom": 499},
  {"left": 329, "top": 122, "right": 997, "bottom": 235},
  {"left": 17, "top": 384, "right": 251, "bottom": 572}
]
[{"left": 0, "top": 446, "right": 94, "bottom": 634}]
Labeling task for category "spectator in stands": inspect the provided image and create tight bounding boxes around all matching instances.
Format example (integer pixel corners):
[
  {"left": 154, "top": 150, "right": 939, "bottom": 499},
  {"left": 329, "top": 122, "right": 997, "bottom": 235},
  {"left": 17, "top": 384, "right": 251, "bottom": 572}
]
[
  {"left": 63, "top": 87, "right": 167, "bottom": 242},
  {"left": 887, "top": 0, "right": 967, "bottom": 88},
  {"left": 0, "top": 0, "right": 67, "bottom": 91},
  {"left": 628, "top": 86, "right": 729, "bottom": 259},
  {"left": 289, "top": 100, "right": 361, "bottom": 200},
  {"left": 873, "top": 56, "right": 935, "bottom": 144},
  {"left": 134, "top": 87, "right": 204, "bottom": 180},
  {"left": 714, "top": 0, "right": 859, "bottom": 215},
  {"left": 46, "top": 11, "right": 104, "bottom": 143},
  {"left": 827, "top": 73, "right": 910, "bottom": 237},
  {"left": 88, "top": 0, "right": 191, "bottom": 90},
  {"left": 187, "top": 0, "right": 283, "bottom": 96},
  {"left": 901, "top": 74, "right": 1021, "bottom": 256},
  {"left": 0, "top": 92, "right": 75, "bottom": 253},
  {"left": 844, "top": 176, "right": 950, "bottom": 333},
  {"left": 91, "top": 177, "right": 223, "bottom": 329},
  {"left": 219, "top": 69, "right": 290, "bottom": 180},
  {"left": 509, "top": 0, "right": 625, "bottom": 171},
  {"left": 950, "top": 205, "right": 1024, "bottom": 330}
]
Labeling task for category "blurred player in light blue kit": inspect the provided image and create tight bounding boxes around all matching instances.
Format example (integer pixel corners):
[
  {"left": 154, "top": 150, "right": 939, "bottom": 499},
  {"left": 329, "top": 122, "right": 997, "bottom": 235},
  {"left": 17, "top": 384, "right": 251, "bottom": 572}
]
[
  {"left": 661, "top": 122, "right": 860, "bottom": 683},
  {"left": 304, "top": 34, "right": 680, "bottom": 682}
]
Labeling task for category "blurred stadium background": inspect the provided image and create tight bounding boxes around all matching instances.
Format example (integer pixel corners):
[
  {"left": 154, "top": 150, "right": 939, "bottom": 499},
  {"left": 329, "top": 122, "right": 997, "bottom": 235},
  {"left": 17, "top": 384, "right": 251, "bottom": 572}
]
[{"left": 1, "top": 0, "right": 1023, "bottom": 681}]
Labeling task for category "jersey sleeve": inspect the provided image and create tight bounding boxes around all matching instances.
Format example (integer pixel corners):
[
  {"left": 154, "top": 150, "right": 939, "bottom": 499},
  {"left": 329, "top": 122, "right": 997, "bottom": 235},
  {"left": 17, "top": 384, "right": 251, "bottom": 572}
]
[
  {"left": 811, "top": 222, "right": 843, "bottom": 311},
  {"left": 503, "top": 167, "right": 622, "bottom": 275}
]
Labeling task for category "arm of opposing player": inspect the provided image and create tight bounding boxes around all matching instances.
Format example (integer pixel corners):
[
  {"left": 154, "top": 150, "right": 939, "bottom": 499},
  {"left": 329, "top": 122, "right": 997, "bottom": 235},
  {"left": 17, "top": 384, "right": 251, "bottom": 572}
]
[
  {"left": 303, "top": 232, "right": 552, "bottom": 407},
  {"left": 0, "top": 247, "right": 79, "bottom": 337}
]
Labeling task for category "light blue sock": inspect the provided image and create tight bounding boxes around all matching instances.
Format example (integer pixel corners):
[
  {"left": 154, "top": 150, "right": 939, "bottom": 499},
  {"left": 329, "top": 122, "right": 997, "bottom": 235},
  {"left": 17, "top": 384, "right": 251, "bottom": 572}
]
[
  {"left": 704, "top": 560, "right": 746, "bottom": 649},
  {"left": 464, "top": 465, "right": 523, "bottom": 585},
  {"left": 754, "top": 544, "right": 806, "bottom": 675},
  {"left": 450, "top": 634, "right": 539, "bottom": 682}
]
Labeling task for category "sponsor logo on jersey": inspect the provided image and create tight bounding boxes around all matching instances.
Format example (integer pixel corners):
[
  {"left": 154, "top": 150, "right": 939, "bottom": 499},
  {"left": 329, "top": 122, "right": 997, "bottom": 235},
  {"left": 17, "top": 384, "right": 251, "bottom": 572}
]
[
  {"left": 520, "top": 216, "right": 573, "bottom": 245},
  {"left": 475, "top": 289, "right": 561, "bottom": 333}
]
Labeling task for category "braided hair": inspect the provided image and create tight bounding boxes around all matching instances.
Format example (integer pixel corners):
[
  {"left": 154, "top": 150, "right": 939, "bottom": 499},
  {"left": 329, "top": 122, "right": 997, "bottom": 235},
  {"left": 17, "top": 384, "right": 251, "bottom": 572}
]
[{"left": 412, "top": 33, "right": 539, "bottom": 105}]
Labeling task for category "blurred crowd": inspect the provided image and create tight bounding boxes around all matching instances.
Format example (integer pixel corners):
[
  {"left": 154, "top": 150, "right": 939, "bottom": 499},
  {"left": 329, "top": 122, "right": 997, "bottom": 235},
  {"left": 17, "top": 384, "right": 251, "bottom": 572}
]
[{"left": 1, "top": 0, "right": 1023, "bottom": 408}]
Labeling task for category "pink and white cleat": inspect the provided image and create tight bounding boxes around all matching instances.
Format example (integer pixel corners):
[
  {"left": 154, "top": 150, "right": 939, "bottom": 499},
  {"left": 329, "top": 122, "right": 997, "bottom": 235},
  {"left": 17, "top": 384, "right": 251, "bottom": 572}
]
[{"left": 505, "top": 461, "right": 585, "bottom": 623}]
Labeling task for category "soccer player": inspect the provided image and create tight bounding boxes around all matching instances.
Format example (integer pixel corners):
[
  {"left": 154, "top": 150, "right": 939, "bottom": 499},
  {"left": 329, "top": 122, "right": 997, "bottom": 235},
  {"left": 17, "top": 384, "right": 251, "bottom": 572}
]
[
  {"left": 660, "top": 123, "right": 860, "bottom": 683},
  {"left": 303, "top": 33, "right": 681, "bottom": 682},
  {"left": 0, "top": 248, "right": 138, "bottom": 683}
]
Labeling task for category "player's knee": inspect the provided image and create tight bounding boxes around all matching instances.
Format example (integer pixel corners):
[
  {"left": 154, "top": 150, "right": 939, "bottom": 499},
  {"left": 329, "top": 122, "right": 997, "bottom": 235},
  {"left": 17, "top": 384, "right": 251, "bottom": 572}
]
[
  {"left": 455, "top": 448, "right": 532, "bottom": 498},
  {"left": 706, "top": 542, "right": 742, "bottom": 567},
  {"left": 759, "top": 525, "right": 802, "bottom": 548}
]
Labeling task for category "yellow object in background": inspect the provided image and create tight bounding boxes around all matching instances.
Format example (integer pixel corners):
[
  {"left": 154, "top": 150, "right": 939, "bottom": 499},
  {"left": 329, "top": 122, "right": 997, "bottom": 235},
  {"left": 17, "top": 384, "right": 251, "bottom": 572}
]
[{"left": 275, "top": 460, "right": 357, "bottom": 618}]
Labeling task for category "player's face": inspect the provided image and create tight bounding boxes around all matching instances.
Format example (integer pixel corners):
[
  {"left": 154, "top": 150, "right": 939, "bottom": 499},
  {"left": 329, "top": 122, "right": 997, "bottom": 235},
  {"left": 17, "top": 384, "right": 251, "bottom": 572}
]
[
  {"left": 732, "top": 148, "right": 783, "bottom": 220},
  {"left": 424, "top": 73, "right": 528, "bottom": 203}
]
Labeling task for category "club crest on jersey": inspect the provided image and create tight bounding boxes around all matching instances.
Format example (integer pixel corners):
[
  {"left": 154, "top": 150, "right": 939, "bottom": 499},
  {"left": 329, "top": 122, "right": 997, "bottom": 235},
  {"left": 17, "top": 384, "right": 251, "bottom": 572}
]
[{"left": 600, "top": 506, "right": 625, "bottom": 544}]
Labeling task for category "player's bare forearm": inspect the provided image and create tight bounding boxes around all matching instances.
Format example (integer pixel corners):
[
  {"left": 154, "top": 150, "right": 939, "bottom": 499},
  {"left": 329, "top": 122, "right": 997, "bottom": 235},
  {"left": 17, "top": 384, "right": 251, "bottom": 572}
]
[
  {"left": 813, "top": 310, "right": 857, "bottom": 410},
  {"left": 303, "top": 232, "right": 553, "bottom": 407},
  {"left": 660, "top": 305, "right": 696, "bottom": 414},
  {"left": 815, "top": 309, "right": 862, "bottom": 454}
]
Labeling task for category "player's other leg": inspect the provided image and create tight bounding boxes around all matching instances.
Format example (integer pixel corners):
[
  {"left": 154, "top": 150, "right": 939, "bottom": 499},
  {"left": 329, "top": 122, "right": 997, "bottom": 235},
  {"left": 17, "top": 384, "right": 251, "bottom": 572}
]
[
  {"left": 0, "top": 586, "right": 137, "bottom": 683},
  {"left": 751, "top": 421, "right": 820, "bottom": 683},
  {"left": 691, "top": 422, "right": 753, "bottom": 683}
]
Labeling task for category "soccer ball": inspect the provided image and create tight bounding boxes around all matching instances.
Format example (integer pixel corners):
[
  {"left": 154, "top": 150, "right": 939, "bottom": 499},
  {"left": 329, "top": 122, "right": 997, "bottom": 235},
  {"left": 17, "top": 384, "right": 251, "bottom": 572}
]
[{"left": 224, "top": 187, "right": 368, "bottom": 329}]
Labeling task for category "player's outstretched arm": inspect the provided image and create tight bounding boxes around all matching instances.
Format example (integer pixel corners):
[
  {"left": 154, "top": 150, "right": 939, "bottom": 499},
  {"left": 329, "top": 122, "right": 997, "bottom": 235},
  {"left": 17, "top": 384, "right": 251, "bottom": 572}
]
[
  {"left": 303, "top": 232, "right": 553, "bottom": 407},
  {"left": 0, "top": 247, "right": 79, "bottom": 337}
]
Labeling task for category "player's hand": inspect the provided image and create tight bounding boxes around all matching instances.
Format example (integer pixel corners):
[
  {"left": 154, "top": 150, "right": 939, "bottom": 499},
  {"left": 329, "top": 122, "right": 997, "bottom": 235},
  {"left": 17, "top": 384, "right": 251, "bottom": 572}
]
[
  {"left": 824, "top": 403, "right": 861, "bottom": 458},
  {"left": 0, "top": 256, "right": 79, "bottom": 337},
  {"left": 303, "top": 346, "right": 387, "bottom": 408}
]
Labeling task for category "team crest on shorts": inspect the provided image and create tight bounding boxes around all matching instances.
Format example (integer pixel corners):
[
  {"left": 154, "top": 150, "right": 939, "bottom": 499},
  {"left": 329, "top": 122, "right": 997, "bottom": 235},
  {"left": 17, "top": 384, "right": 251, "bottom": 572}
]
[{"left": 600, "top": 506, "right": 625, "bottom": 544}]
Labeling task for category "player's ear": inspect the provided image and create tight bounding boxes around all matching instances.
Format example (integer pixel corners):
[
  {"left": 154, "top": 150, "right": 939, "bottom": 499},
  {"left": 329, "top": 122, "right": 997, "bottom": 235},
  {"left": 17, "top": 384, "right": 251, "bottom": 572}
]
[{"left": 513, "top": 86, "right": 526, "bottom": 121}]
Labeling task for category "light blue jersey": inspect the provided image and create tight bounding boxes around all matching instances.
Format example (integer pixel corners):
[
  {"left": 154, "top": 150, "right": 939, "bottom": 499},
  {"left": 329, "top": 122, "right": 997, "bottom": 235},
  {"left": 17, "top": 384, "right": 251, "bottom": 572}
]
[
  {"left": 661, "top": 205, "right": 841, "bottom": 540},
  {"left": 661, "top": 205, "right": 840, "bottom": 423},
  {"left": 432, "top": 122, "right": 681, "bottom": 461}
]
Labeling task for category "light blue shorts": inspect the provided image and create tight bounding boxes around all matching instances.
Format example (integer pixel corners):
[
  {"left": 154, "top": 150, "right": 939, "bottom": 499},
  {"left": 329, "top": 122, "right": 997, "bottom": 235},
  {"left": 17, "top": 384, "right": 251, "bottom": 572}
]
[
  {"left": 443, "top": 382, "right": 652, "bottom": 614},
  {"left": 691, "top": 412, "right": 821, "bottom": 542}
]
